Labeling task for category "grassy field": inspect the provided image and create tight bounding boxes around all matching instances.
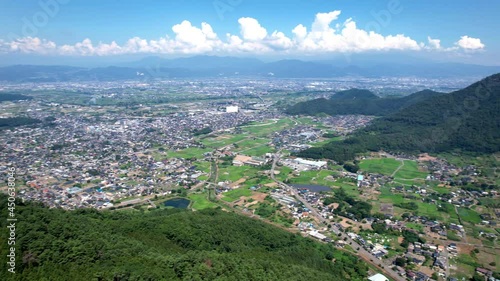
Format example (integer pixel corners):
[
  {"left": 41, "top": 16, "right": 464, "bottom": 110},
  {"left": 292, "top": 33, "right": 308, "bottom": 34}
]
[
  {"left": 187, "top": 193, "right": 217, "bottom": 209},
  {"left": 201, "top": 134, "right": 247, "bottom": 148},
  {"left": 414, "top": 201, "right": 442, "bottom": 220},
  {"left": 234, "top": 138, "right": 270, "bottom": 151},
  {"left": 295, "top": 117, "right": 318, "bottom": 125},
  {"left": 359, "top": 158, "right": 401, "bottom": 175},
  {"left": 378, "top": 187, "right": 406, "bottom": 203},
  {"left": 288, "top": 169, "right": 337, "bottom": 188},
  {"left": 311, "top": 137, "right": 342, "bottom": 147},
  {"left": 217, "top": 165, "right": 261, "bottom": 182},
  {"left": 451, "top": 254, "right": 477, "bottom": 280},
  {"left": 478, "top": 198, "right": 500, "bottom": 208},
  {"left": 393, "top": 160, "right": 428, "bottom": 179},
  {"left": 242, "top": 145, "right": 274, "bottom": 156},
  {"left": 275, "top": 166, "right": 293, "bottom": 182},
  {"left": 331, "top": 178, "right": 359, "bottom": 197},
  {"left": 439, "top": 203, "right": 460, "bottom": 223},
  {"left": 432, "top": 185, "right": 452, "bottom": 194},
  {"left": 168, "top": 147, "right": 212, "bottom": 159},
  {"left": 405, "top": 222, "right": 424, "bottom": 232},
  {"left": 241, "top": 118, "right": 295, "bottom": 137},
  {"left": 221, "top": 187, "right": 252, "bottom": 202},
  {"left": 193, "top": 161, "right": 211, "bottom": 173},
  {"left": 377, "top": 187, "right": 444, "bottom": 219},
  {"left": 458, "top": 207, "right": 482, "bottom": 224}
]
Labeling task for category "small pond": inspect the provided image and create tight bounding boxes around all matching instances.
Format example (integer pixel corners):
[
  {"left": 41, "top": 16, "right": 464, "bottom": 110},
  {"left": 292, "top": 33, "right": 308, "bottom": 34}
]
[{"left": 164, "top": 198, "right": 191, "bottom": 209}]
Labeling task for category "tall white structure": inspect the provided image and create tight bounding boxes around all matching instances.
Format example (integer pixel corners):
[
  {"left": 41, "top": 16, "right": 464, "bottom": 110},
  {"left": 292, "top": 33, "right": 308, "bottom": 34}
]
[{"left": 226, "top": 106, "right": 239, "bottom": 113}]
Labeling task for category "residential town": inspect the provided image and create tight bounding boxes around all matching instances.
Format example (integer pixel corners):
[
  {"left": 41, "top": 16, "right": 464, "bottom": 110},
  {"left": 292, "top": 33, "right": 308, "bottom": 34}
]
[{"left": 1, "top": 80, "right": 498, "bottom": 281}]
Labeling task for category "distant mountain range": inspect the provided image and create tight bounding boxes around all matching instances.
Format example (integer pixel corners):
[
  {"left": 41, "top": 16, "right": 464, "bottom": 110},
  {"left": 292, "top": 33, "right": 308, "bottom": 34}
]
[
  {"left": 286, "top": 88, "right": 446, "bottom": 116},
  {"left": 295, "top": 73, "right": 500, "bottom": 162},
  {"left": 1, "top": 55, "right": 500, "bottom": 82}
]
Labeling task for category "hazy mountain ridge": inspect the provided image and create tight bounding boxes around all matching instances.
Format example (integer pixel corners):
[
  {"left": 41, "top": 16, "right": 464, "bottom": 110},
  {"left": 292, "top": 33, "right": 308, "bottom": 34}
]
[
  {"left": 1, "top": 56, "right": 500, "bottom": 81},
  {"left": 296, "top": 73, "right": 500, "bottom": 162}
]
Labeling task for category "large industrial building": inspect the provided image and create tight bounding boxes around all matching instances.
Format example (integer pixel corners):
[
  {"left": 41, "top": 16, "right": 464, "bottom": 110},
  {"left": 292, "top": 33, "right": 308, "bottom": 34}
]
[{"left": 226, "top": 106, "right": 239, "bottom": 113}]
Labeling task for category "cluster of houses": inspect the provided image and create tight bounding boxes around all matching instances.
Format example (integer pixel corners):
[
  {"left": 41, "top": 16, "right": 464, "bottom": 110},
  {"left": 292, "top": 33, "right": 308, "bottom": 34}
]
[
  {"left": 0, "top": 100, "right": 286, "bottom": 208},
  {"left": 271, "top": 125, "right": 321, "bottom": 152},
  {"left": 474, "top": 267, "right": 500, "bottom": 281},
  {"left": 347, "top": 232, "right": 390, "bottom": 259}
]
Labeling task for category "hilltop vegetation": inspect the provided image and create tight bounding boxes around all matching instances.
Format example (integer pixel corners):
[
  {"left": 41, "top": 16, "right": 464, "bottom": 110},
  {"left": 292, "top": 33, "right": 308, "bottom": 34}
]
[
  {"left": 0, "top": 195, "right": 368, "bottom": 281},
  {"left": 286, "top": 88, "right": 444, "bottom": 116},
  {"left": 297, "top": 74, "right": 500, "bottom": 162}
]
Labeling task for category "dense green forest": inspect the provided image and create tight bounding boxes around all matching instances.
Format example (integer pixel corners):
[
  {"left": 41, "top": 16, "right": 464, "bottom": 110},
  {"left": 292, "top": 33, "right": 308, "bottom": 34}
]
[
  {"left": 0, "top": 93, "right": 33, "bottom": 102},
  {"left": 297, "top": 74, "right": 500, "bottom": 162},
  {"left": 0, "top": 195, "right": 368, "bottom": 281},
  {"left": 286, "top": 88, "right": 444, "bottom": 116},
  {"left": 0, "top": 117, "right": 41, "bottom": 129}
]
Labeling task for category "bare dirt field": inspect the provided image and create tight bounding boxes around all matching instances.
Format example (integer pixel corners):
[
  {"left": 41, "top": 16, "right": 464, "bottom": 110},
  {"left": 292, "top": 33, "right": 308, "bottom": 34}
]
[
  {"left": 380, "top": 203, "right": 394, "bottom": 216},
  {"left": 229, "top": 178, "right": 246, "bottom": 188},
  {"left": 340, "top": 218, "right": 373, "bottom": 232},
  {"left": 418, "top": 153, "right": 438, "bottom": 162}
]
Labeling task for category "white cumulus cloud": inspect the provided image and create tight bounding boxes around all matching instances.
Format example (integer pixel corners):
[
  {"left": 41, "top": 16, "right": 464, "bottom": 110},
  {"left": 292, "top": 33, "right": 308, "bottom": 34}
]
[
  {"left": 456, "top": 36, "right": 484, "bottom": 50},
  {"left": 427, "top": 36, "right": 441, "bottom": 49},
  {"left": 0, "top": 11, "right": 486, "bottom": 57},
  {"left": 238, "top": 17, "right": 268, "bottom": 41}
]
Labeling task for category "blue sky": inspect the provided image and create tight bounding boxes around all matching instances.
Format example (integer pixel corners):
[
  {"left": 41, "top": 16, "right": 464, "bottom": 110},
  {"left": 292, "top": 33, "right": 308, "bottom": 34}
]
[{"left": 0, "top": 0, "right": 498, "bottom": 65}]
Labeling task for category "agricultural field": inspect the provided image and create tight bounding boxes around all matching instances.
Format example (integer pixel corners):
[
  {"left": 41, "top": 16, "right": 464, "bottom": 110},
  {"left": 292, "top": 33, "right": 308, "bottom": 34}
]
[
  {"left": 457, "top": 207, "right": 482, "bottom": 224},
  {"left": 193, "top": 161, "right": 211, "bottom": 173},
  {"left": 295, "top": 117, "right": 319, "bottom": 125},
  {"left": 221, "top": 187, "right": 252, "bottom": 202},
  {"left": 331, "top": 178, "right": 359, "bottom": 197},
  {"left": 187, "top": 193, "right": 218, "bottom": 210},
  {"left": 217, "top": 165, "right": 262, "bottom": 182},
  {"left": 201, "top": 134, "right": 247, "bottom": 148},
  {"left": 405, "top": 222, "right": 424, "bottom": 232},
  {"left": 310, "top": 136, "right": 343, "bottom": 148},
  {"left": 288, "top": 169, "right": 338, "bottom": 187},
  {"left": 234, "top": 138, "right": 270, "bottom": 151},
  {"left": 393, "top": 160, "right": 429, "bottom": 179},
  {"left": 241, "top": 118, "right": 296, "bottom": 137},
  {"left": 168, "top": 147, "right": 212, "bottom": 159},
  {"left": 239, "top": 144, "right": 275, "bottom": 156},
  {"left": 359, "top": 158, "right": 401, "bottom": 175}
]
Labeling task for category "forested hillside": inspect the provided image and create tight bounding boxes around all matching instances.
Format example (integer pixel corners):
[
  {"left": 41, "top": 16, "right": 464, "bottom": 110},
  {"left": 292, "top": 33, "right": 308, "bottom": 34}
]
[
  {"left": 0, "top": 195, "right": 368, "bottom": 281},
  {"left": 286, "top": 89, "right": 444, "bottom": 116},
  {"left": 297, "top": 74, "right": 500, "bottom": 162}
]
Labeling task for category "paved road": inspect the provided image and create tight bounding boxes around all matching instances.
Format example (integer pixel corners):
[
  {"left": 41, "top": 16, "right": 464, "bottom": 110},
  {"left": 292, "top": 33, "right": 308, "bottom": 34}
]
[{"left": 270, "top": 152, "right": 405, "bottom": 281}]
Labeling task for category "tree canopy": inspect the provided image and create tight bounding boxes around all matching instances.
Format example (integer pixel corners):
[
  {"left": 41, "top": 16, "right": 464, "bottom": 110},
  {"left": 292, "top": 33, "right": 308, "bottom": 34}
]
[
  {"left": 0, "top": 195, "right": 368, "bottom": 281},
  {"left": 297, "top": 74, "right": 500, "bottom": 162}
]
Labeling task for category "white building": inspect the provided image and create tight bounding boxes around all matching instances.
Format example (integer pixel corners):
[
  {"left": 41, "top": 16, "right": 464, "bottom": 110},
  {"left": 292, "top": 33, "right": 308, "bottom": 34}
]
[
  {"left": 308, "top": 230, "right": 327, "bottom": 240},
  {"left": 368, "top": 273, "right": 389, "bottom": 281},
  {"left": 293, "top": 158, "right": 327, "bottom": 169},
  {"left": 226, "top": 106, "right": 239, "bottom": 113}
]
